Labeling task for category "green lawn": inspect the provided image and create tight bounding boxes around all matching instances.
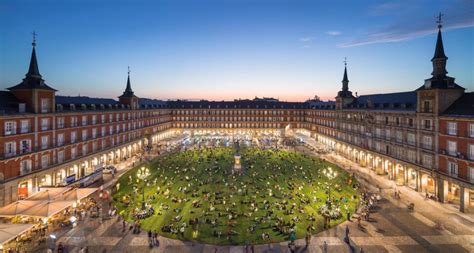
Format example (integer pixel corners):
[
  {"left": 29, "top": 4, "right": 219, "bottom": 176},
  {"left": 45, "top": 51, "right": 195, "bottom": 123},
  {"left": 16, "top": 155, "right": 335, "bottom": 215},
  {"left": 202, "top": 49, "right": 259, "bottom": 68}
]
[{"left": 112, "top": 147, "right": 359, "bottom": 245}]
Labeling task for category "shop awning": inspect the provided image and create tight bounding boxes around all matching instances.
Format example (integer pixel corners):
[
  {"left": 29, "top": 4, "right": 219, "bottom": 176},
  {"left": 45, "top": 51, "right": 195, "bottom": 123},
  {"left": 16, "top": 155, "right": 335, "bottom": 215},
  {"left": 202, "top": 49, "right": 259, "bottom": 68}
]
[
  {"left": 0, "top": 200, "right": 44, "bottom": 217},
  {"left": 26, "top": 188, "right": 69, "bottom": 201},
  {"left": 0, "top": 223, "right": 34, "bottom": 246},
  {"left": 19, "top": 200, "right": 75, "bottom": 218},
  {"left": 59, "top": 188, "right": 98, "bottom": 201}
]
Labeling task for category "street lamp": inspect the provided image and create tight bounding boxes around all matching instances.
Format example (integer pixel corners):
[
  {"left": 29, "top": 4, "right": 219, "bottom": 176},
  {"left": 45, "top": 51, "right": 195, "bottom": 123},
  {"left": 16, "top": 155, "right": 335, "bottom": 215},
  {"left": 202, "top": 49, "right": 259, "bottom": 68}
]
[
  {"left": 322, "top": 167, "right": 338, "bottom": 208},
  {"left": 136, "top": 166, "right": 150, "bottom": 210}
]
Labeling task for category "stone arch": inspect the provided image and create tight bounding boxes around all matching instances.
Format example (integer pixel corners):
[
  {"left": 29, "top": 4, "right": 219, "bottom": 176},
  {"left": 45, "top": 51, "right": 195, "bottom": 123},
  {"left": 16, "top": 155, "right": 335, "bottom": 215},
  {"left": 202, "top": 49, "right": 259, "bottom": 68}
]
[
  {"left": 395, "top": 164, "right": 405, "bottom": 185},
  {"left": 421, "top": 174, "right": 435, "bottom": 194}
]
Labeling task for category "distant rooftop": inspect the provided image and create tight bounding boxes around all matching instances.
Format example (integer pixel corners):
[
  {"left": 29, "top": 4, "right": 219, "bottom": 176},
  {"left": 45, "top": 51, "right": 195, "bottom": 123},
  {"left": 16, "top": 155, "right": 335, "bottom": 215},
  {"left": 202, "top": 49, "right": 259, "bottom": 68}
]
[{"left": 346, "top": 91, "right": 417, "bottom": 111}]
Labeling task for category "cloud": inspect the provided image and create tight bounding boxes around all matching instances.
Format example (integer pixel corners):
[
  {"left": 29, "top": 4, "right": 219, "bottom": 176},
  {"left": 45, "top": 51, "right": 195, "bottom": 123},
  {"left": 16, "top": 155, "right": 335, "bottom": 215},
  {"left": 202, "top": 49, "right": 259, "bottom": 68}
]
[
  {"left": 339, "top": 5, "right": 474, "bottom": 48},
  {"left": 299, "top": 37, "right": 314, "bottom": 42},
  {"left": 326, "top": 31, "right": 341, "bottom": 36}
]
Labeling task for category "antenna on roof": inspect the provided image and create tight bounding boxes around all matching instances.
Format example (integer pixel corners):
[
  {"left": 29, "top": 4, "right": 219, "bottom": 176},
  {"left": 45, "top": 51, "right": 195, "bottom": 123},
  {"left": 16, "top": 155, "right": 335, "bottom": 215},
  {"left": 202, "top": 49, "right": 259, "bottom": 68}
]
[
  {"left": 436, "top": 12, "right": 443, "bottom": 29},
  {"left": 31, "top": 31, "right": 37, "bottom": 47}
]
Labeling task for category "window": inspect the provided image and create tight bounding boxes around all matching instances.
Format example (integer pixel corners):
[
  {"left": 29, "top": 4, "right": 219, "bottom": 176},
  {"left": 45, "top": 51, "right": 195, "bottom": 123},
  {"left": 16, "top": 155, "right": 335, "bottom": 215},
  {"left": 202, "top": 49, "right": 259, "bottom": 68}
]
[
  {"left": 57, "top": 133, "right": 65, "bottom": 146},
  {"left": 82, "top": 129, "right": 88, "bottom": 141},
  {"left": 423, "top": 136, "right": 432, "bottom": 149},
  {"left": 71, "top": 117, "right": 78, "bottom": 127},
  {"left": 423, "top": 155, "right": 432, "bottom": 168},
  {"left": 408, "top": 150, "right": 416, "bottom": 163},
  {"left": 71, "top": 131, "right": 77, "bottom": 144},
  {"left": 82, "top": 144, "right": 88, "bottom": 156},
  {"left": 396, "top": 117, "right": 400, "bottom": 126},
  {"left": 41, "top": 118, "right": 50, "bottom": 131},
  {"left": 101, "top": 127, "right": 105, "bottom": 137},
  {"left": 92, "top": 128, "right": 97, "bottom": 138},
  {"left": 41, "top": 155, "right": 49, "bottom": 168},
  {"left": 101, "top": 114, "right": 105, "bottom": 123},
  {"left": 41, "top": 98, "right": 50, "bottom": 113},
  {"left": 20, "top": 160, "right": 32, "bottom": 175},
  {"left": 5, "top": 142, "right": 16, "bottom": 157},
  {"left": 447, "top": 141, "right": 457, "bottom": 156},
  {"left": 57, "top": 117, "right": 65, "bottom": 128},
  {"left": 424, "top": 119, "right": 431, "bottom": 130},
  {"left": 41, "top": 136, "right": 49, "bottom": 150},
  {"left": 448, "top": 161, "right": 458, "bottom": 177},
  {"left": 57, "top": 151, "right": 65, "bottom": 163},
  {"left": 423, "top": 100, "right": 431, "bottom": 113},
  {"left": 407, "top": 133, "right": 416, "bottom": 145},
  {"left": 92, "top": 115, "right": 97, "bottom": 124},
  {"left": 19, "top": 139, "right": 31, "bottom": 154},
  {"left": 469, "top": 167, "right": 474, "bottom": 183},
  {"left": 109, "top": 114, "right": 113, "bottom": 123},
  {"left": 408, "top": 118, "right": 414, "bottom": 127},
  {"left": 71, "top": 147, "right": 77, "bottom": 159},
  {"left": 81, "top": 116, "right": 87, "bottom": 126},
  {"left": 470, "top": 124, "right": 474, "bottom": 138},
  {"left": 4, "top": 121, "right": 16, "bottom": 135},
  {"left": 469, "top": 144, "right": 474, "bottom": 160},
  {"left": 20, "top": 120, "right": 29, "bottom": 133},
  {"left": 396, "top": 131, "right": 403, "bottom": 143},
  {"left": 447, "top": 122, "right": 457, "bottom": 135}
]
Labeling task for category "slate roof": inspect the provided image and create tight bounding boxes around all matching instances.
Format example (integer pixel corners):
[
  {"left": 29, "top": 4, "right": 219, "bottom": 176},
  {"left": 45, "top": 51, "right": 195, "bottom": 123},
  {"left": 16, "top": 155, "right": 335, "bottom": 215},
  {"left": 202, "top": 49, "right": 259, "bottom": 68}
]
[
  {"left": 139, "top": 98, "right": 168, "bottom": 108},
  {"left": 168, "top": 99, "right": 309, "bottom": 109},
  {"left": 346, "top": 91, "right": 417, "bottom": 111},
  {"left": 306, "top": 100, "right": 336, "bottom": 110},
  {"left": 442, "top": 92, "right": 474, "bottom": 117},
  {"left": 0, "top": 91, "right": 22, "bottom": 114},
  {"left": 56, "top": 96, "right": 118, "bottom": 105}
]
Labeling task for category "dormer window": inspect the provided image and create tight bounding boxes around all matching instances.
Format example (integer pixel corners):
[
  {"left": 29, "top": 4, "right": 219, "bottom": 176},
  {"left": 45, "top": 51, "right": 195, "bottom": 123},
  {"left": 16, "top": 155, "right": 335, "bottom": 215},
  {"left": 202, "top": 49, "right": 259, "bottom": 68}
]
[{"left": 424, "top": 80, "right": 431, "bottom": 88}]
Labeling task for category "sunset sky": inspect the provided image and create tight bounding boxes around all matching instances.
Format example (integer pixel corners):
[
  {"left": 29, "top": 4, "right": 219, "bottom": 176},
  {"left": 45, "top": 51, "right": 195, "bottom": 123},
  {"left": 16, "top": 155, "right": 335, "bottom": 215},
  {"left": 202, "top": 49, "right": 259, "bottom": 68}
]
[{"left": 0, "top": 0, "right": 473, "bottom": 101}]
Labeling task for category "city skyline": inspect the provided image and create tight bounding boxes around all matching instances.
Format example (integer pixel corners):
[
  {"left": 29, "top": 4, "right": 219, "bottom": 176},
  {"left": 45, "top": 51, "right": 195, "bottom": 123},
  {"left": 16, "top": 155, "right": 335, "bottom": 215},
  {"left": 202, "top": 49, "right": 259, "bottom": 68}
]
[{"left": 1, "top": 0, "right": 473, "bottom": 101}]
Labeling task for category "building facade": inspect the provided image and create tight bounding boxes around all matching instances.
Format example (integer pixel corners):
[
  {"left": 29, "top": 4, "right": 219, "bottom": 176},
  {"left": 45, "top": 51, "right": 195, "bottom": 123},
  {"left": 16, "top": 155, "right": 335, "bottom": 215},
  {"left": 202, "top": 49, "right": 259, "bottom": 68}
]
[{"left": 1, "top": 24, "right": 473, "bottom": 211}]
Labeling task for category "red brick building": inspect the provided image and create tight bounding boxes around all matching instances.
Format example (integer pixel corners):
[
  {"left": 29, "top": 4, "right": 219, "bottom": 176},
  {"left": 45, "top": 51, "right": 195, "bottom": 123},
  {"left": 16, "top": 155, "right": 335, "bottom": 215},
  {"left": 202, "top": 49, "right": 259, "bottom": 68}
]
[{"left": 1, "top": 23, "right": 473, "bottom": 212}]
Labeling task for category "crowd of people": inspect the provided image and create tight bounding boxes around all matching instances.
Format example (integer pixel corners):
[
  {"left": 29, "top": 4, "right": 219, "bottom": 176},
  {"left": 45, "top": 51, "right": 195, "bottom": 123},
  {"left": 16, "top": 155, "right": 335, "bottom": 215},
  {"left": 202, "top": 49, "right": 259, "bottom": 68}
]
[{"left": 113, "top": 145, "right": 360, "bottom": 244}]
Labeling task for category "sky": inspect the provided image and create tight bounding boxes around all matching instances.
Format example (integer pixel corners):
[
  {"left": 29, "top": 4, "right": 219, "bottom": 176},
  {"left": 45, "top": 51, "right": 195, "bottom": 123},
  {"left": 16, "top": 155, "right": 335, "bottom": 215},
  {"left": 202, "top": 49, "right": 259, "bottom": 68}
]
[{"left": 0, "top": 0, "right": 473, "bottom": 102}]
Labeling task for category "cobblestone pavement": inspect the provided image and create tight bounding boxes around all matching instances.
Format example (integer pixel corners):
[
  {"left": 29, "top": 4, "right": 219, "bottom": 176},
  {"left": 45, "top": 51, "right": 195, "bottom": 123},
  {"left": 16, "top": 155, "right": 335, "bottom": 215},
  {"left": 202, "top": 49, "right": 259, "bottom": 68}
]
[{"left": 29, "top": 142, "right": 474, "bottom": 253}]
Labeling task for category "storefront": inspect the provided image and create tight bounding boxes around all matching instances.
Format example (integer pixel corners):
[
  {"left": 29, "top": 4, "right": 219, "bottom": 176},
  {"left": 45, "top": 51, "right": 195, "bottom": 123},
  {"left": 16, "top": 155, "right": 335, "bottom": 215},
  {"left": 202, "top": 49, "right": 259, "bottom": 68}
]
[{"left": 17, "top": 182, "right": 29, "bottom": 200}]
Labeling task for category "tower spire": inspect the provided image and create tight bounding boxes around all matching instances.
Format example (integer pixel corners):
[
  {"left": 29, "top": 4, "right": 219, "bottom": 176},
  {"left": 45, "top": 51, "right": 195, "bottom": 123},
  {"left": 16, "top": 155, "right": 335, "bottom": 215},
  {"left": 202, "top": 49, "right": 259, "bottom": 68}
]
[
  {"left": 26, "top": 31, "right": 41, "bottom": 79},
  {"left": 121, "top": 66, "right": 135, "bottom": 97},
  {"left": 431, "top": 12, "right": 448, "bottom": 78},
  {"left": 337, "top": 57, "right": 353, "bottom": 98},
  {"left": 342, "top": 57, "right": 349, "bottom": 92}
]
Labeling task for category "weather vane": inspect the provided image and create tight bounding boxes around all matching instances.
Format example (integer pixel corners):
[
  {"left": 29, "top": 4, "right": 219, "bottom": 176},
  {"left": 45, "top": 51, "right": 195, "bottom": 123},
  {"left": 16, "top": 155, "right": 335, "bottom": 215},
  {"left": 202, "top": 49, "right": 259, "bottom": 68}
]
[
  {"left": 436, "top": 12, "right": 443, "bottom": 29},
  {"left": 32, "top": 31, "right": 37, "bottom": 47},
  {"left": 128, "top": 66, "right": 131, "bottom": 75},
  {"left": 343, "top": 57, "right": 347, "bottom": 67}
]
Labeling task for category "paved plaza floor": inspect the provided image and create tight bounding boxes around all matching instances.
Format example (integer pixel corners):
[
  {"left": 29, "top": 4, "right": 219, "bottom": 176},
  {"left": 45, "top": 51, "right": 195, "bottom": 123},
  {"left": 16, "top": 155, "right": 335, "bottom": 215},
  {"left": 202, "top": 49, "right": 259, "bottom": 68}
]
[{"left": 28, "top": 143, "right": 474, "bottom": 253}]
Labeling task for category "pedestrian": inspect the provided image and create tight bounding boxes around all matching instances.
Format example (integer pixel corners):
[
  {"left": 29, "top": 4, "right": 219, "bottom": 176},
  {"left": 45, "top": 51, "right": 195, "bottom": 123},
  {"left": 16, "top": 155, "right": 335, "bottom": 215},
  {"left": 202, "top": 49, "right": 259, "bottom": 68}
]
[
  {"left": 360, "top": 247, "right": 364, "bottom": 253},
  {"left": 322, "top": 241, "right": 328, "bottom": 253},
  {"left": 305, "top": 233, "right": 311, "bottom": 245},
  {"left": 345, "top": 225, "right": 350, "bottom": 243}
]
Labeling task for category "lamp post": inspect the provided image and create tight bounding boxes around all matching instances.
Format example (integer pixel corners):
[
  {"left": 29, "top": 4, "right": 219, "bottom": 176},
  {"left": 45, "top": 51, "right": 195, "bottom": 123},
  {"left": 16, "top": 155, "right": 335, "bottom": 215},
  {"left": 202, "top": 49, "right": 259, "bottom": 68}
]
[
  {"left": 136, "top": 166, "right": 150, "bottom": 210},
  {"left": 322, "top": 167, "right": 338, "bottom": 208}
]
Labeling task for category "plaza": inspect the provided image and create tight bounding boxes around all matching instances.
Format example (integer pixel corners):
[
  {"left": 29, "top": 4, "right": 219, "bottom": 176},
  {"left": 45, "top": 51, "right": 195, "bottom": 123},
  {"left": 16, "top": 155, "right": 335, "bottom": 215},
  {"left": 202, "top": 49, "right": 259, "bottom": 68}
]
[{"left": 1, "top": 1, "right": 473, "bottom": 252}]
